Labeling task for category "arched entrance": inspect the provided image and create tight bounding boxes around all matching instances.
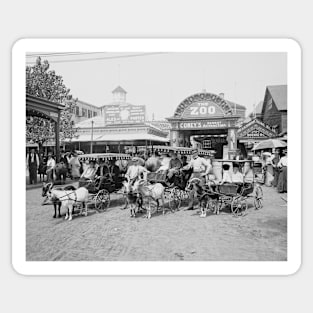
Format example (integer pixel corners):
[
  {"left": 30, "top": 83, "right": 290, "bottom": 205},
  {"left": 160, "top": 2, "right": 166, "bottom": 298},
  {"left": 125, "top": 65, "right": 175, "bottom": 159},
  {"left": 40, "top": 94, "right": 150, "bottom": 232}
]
[
  {"left": 167, "top": 92, "right": 245, "bottom": 159},
  {"left": 26, "top": 94, "right": 65, "bottom": 162}
]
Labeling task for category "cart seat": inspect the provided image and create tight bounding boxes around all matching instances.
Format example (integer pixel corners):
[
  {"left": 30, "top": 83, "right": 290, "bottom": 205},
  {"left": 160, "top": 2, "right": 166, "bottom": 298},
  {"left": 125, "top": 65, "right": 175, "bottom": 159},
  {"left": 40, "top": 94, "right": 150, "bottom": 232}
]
[{"left": 218, "top": 183, "right": 239, "bottom": 196}]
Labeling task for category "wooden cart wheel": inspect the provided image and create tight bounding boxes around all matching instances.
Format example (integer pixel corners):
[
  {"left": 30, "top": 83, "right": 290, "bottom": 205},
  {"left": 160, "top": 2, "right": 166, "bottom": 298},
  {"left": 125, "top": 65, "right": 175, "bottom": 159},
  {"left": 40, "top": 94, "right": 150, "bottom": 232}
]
[
  {"left": 168, "top": 187, "right": 182, "bottom": 211},
  {"left": 231, "top": 197, "right": 241, "bottom": 216},
  {"left": 240, "top": 199, "right": 248, "bottom": 216},
  {"left": 95, "top": 189, "right": 110, "bottom": 210},
  {"left": 254, "top": 185, "right": 263, "bottom": 210},
  {"left": 231, "top": 197, "right": 247, "bottom": 217}
]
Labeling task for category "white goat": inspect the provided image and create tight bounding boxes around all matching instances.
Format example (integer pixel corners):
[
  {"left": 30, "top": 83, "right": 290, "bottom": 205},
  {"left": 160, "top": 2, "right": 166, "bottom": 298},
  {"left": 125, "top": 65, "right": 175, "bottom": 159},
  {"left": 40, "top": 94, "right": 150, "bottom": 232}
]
[
  {"left": 47, "top": 187, "right": 89, "bottom": 221},
  {"left": 133, "top": 179, "right": 165, "bottom": 219}
]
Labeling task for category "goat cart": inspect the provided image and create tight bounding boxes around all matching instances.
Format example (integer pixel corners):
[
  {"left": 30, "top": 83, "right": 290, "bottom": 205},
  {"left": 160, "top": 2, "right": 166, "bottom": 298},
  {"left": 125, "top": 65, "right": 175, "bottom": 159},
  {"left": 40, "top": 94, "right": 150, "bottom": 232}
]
[
  {"left": 146, "top": 146, "right": 214, "bottom": 211},
  {"left": 77, "top": 153, "right": 130, "bottom": 213},
  {"left": 146, "top": 171, "right": 183, "bottom": 211},
  {"left": 200, "top": 160, "right": 264, "bottom": 217}
]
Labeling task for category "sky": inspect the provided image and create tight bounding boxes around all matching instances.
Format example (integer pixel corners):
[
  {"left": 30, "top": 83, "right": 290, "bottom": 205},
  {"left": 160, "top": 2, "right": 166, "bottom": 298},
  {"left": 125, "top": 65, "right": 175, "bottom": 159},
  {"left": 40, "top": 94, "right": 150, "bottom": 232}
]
[{"left": 26, "top": 52, "right": 287, "bottom": 120}]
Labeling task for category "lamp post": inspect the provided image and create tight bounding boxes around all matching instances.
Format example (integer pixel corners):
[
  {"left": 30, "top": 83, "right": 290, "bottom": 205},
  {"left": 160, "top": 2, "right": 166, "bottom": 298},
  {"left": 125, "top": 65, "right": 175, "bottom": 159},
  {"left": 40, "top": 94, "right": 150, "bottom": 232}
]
[{"left": 90, "top": 120, "right": 94, "bottom": 153}]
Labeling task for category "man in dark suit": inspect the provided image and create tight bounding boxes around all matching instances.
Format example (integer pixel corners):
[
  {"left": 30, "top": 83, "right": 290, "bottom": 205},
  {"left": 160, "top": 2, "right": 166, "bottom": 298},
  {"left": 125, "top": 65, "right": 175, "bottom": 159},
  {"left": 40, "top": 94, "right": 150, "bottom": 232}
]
[{"left": 27, "top": 148, "right": 39, "bottom": 184}]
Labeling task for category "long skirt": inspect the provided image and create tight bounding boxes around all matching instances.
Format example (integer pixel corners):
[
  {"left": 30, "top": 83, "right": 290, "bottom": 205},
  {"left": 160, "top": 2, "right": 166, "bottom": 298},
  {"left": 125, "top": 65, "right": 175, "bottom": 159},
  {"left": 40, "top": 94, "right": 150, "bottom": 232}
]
[
  {"left": 71, "top": 165, "right": 81, "bottom": 178},
  {"left": 277, "top": 166, "right": 287, "bottom": 193},
  {"left": 265, "top": 165, "right": 274, "bottom": 187},
  {"left": 272, "top": 167, "right": 279, "bottom": 187}
]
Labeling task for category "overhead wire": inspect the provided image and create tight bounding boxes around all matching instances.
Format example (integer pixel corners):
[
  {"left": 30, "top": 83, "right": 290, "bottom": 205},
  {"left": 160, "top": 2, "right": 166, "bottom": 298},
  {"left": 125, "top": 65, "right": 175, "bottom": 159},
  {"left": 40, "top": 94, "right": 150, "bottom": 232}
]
[
  {"left": 26, "top": 52, "right": 110, "bottom": 57},
  {"left": 26, "top": 52, "right": 168, "bottom": 64}
]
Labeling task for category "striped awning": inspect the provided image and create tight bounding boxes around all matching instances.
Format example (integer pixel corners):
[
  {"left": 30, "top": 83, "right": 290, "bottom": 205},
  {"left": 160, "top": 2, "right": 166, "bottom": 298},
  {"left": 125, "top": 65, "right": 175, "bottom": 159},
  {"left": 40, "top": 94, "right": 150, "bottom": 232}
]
[{"left": 78, "top": 153, "right": 131, "bottom": 161}]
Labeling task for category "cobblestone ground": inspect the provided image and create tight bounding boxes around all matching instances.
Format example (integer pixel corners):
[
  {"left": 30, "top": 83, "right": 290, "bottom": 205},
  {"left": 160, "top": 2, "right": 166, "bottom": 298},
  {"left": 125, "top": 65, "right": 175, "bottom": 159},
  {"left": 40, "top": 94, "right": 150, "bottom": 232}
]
[{"left": 26, "top": 183, "right": 287, "bottom": 261}]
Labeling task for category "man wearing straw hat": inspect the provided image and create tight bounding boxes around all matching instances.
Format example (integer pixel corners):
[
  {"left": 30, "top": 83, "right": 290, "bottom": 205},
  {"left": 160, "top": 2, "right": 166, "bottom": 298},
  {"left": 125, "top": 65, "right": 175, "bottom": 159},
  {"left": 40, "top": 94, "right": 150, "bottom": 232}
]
[
  {"left": 183, "top": 148, "right": 211, "bottom": 210},
  {"left": 125, "top": 156, "right": 148, "bottom": 186}
]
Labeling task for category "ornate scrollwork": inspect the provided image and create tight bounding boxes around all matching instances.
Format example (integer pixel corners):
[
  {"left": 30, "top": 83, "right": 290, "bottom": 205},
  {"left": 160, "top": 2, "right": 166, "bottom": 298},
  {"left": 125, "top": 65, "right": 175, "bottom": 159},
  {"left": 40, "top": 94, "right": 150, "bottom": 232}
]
[{"left": 174, "top": 92, "right": 233, "bottom": 118}]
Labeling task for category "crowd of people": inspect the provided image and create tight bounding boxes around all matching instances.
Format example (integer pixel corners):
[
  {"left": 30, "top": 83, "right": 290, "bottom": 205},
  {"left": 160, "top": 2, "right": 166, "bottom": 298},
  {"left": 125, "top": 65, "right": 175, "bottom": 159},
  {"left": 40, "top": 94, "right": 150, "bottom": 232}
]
[
  {"left": 26, "top": 149, "right": 86, "bottom": 184},
  {"left": 247, "top": 148, "right": 288, "bottom": 193},
  {"left": 26, "top": 146, "right": 287, "bottom": 195}
]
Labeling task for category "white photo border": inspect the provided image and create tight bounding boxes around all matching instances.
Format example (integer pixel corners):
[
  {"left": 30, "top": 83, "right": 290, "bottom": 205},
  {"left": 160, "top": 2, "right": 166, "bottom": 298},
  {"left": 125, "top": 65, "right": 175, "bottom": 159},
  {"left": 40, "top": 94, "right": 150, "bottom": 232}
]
[{"left": 12, "top": 38, "right": 301, "bottom": 276}]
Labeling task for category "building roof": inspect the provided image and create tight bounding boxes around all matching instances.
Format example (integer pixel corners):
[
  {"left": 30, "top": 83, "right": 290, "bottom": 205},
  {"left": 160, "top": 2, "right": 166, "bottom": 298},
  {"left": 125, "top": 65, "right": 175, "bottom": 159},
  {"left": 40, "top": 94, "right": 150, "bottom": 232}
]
[
  {"left": 267, "top": 85, "right": 287, "bottom": 111},
  {"left": 255, "top": 100, "right": 263, "bottom": 114},
  {"left": 76, "top": 99, "right": 101, "bottom": 109},
  {"left": 226, "top": 100, "right": 246, "bottom": 111},
  {"left": 112, "top": 86, "right": 127, "bottom": 94},
  {"left": 99, "top": 101, "right": 137, "bottom": 109},
  {"left": 69, "top": 133, "right": 169, "bottom": 143},
  {"left": 75, "top": 116, "right": 167, "bottom": 134},
  {"left": 75, "top": 116, "right": 105, "bottom": 128},
  {"left": 146, "top": 120, "right": 171, "bottom": 131},
  {"left": 247, "top": 100, "right": 263, "bottom": 118}
]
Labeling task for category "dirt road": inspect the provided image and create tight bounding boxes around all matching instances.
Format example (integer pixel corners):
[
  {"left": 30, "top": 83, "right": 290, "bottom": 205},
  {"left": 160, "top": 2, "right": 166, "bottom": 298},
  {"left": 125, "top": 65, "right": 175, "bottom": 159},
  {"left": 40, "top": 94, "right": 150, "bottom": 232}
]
[{"left": 26, "top": 185, "right": 287, "bottom": 261}]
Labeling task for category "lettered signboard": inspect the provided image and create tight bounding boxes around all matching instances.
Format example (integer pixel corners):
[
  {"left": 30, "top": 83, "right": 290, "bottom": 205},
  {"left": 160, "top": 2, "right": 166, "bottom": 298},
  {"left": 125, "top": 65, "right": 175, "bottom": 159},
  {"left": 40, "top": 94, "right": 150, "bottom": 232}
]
[
  {"left": 181, "top": 101, "right": 225, "bottom": 119},
  {"left": 103, "top": 104, "right": 146, "bottom": 124}
]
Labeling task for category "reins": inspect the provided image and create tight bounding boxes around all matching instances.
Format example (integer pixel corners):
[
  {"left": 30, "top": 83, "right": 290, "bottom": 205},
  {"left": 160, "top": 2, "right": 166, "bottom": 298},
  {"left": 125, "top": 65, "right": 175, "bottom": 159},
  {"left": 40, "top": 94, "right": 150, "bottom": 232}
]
[{"left": 50, "top": 189, "right": 79, "bottom": 203}]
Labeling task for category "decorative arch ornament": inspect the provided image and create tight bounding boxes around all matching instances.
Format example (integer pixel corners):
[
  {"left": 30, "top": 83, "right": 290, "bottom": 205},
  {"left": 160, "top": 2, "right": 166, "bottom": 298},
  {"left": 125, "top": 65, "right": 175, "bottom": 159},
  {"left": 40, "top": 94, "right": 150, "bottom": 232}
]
[
  {"left": 173, "top": 92, "right": 233, "bottom": 118},
  {"left": 237, "top": 118, "right": 277, "bottom": 139}
]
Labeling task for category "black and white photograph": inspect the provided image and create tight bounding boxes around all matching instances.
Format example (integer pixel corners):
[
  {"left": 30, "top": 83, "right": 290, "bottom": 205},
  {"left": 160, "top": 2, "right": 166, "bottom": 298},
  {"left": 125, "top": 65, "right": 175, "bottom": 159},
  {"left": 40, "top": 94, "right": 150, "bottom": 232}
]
[{"left": 12, "top": 39, "right": 300, "bottom": 275}]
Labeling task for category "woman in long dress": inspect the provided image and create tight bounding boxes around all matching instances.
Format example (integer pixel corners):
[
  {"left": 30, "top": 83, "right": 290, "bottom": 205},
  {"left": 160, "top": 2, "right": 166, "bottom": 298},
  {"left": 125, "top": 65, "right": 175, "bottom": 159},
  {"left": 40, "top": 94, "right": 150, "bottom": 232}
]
[
  {"left": 277, "top": 149, "right": 287, "bottom": 193},
  {"left": 69, "top": 153, "right": 81, "bottom": 179},
  {"left": 264, "top": 154, "right": 274, "bottom": 186},
  {"left": 271, "top": 150, "right": 280, "bottom": 187}
]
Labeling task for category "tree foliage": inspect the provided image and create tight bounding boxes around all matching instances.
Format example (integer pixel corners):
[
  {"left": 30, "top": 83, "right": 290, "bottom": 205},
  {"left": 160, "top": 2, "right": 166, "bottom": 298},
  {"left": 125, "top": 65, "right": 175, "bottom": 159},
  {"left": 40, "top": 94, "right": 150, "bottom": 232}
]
[{"left": 26, "top": 57, "right": 77, "bottom": 146}]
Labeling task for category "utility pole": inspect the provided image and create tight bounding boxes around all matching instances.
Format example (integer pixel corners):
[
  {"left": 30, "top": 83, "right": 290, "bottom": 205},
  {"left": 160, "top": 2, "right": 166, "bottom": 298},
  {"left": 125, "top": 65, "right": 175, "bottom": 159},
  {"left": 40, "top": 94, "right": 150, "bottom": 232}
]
[{"left": 90, "top": 120, "right": 94, "bottom": 153}]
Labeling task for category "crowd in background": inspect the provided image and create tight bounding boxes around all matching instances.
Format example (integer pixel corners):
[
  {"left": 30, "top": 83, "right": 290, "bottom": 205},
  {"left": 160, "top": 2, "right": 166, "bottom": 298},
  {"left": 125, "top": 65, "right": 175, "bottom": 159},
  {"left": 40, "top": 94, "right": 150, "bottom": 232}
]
[
  {"left": 246, "top": 148, "right": 288, "bottom": 193},
  {"left": 26, "top": 149, "right": 84, "bottom": 184},
  {"left": 26, "top": 147, "right": 287, "bottom": 194}
]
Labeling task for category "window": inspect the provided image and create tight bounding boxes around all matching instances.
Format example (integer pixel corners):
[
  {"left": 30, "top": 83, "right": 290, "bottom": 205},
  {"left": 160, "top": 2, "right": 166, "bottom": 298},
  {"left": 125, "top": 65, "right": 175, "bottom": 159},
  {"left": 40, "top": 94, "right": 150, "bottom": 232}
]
[
  {"left": 93, "top": 111, "right": 97, "bottom": 117},
  {"left": 75, "top": 106, "right": 80, "bottom": 116},
  {"left": 82, "top": 108, "right": 87, "bottom": 117},
  {"left": 88, "top": 110, "right": 92, "bottom": 118},
  {"left": 202, "top": 140, "right": 212, "bottom": 149}
]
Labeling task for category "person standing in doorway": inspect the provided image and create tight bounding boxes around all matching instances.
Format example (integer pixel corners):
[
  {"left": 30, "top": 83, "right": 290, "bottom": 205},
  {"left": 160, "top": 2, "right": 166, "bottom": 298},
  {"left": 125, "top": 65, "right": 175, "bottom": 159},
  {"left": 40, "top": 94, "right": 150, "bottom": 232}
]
[{"left": 26, "top": 148, "right": 39, "bottom": 184}]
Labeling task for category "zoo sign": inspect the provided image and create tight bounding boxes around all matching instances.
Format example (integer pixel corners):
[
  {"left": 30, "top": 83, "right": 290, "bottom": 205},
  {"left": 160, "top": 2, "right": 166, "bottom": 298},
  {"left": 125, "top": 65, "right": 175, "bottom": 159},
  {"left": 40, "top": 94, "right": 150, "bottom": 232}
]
[{"left": 181, "top": 101, "right": 225, "bottom": 119}]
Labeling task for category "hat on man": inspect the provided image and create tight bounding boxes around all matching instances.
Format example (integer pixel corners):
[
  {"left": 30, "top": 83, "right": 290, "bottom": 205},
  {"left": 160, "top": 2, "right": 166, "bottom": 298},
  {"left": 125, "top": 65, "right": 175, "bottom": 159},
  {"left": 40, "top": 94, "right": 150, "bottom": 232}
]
[
  {"left": 191, "top": 148, "right": 199, "bottom": 154},
  {"left": 222, "top": 163, "right": 230, "bottom": 171},
  {"left": 132, "top": 156, "right": 139, "bottom": 162},
  {"left": 262, "top": 152, "right": 271, "bottom": 157},
  {"left": 233, "top": 162, "right": 240, "bottom": 168}
]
